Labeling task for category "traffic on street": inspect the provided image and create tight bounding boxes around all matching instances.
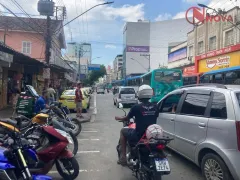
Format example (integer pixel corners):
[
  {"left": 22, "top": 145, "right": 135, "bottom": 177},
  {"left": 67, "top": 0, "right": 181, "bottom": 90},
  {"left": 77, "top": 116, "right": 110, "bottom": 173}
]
[{"left": 0, "top": 0, "right": 240, "bottom": 180}]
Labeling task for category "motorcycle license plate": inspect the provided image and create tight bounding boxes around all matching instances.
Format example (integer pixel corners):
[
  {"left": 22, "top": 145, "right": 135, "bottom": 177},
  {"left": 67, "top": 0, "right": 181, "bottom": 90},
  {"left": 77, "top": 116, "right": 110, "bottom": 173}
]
[{"left": 155, "top": 158, "right": 170, "bottom": 172}]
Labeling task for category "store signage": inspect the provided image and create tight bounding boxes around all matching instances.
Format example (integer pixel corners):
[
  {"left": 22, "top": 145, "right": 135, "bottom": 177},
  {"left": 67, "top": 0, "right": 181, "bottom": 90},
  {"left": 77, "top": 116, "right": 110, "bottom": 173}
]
[
  {"left": 127, "top": 46, "right": 149, "bottom": 53},
  {"left": 185, "top": 6, "right": 233, "bottom": 25},
  {"left": 206, "top": 56, "right": 230, "bottom": 69},
  {"left": 183, "top": 66, "right": 196, "bottom": 75},
  {"left": 195, "top": 44, "right": 240, "bottom": 61},
  {"left": 0, "top": 51, "right": 13, "bottom": 63}
]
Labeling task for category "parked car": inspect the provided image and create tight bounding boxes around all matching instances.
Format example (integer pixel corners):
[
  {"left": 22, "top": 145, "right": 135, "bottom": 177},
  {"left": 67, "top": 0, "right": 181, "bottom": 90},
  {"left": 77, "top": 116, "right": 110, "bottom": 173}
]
[
  {"left": 59, "top": 89, "right": 90, "bottom": 113},
  {"left": 157, "top": 84, "right": 240, "bottom": 180},
  {"left": 97, "top": 87, "right": 105, "bottom": 94},
  {"left": 113, "top": 86, "right": 137, "bottom": 107}
]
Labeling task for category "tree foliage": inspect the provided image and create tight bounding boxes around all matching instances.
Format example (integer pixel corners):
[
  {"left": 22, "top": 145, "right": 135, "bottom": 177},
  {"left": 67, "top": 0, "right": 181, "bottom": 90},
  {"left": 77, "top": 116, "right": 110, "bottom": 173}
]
[{"left": 88, "top": 65, "right": 107, "bottom": 85}]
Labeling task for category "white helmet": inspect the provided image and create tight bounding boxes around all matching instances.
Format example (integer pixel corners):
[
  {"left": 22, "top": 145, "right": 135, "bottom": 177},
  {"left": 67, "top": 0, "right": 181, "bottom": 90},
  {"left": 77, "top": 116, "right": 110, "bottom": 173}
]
[
  {"left": 146, "top": 124, "right": 163, "bottom": 140},
  {"left": 138, "top": 85, "right": 153, "bottom": 99}
]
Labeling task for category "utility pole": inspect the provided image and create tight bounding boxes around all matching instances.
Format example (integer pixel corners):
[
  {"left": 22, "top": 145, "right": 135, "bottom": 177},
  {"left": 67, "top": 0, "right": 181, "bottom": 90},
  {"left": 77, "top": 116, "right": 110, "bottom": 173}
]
[
  {"left": 78, "top": 48, "right": 83, "bottom": 81},
  {"left": 45, "top": 15, "right": 51, "bottom": 65},
  {"left": 140, "top": 54, "right": 151, "bottom": 72}
]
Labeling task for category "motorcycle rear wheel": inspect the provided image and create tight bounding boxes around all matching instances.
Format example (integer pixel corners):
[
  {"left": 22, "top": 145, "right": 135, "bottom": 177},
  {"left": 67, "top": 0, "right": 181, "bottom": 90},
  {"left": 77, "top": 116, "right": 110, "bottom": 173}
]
[{"left": 56, "top": 157, "right": 79, "bottom": 180}]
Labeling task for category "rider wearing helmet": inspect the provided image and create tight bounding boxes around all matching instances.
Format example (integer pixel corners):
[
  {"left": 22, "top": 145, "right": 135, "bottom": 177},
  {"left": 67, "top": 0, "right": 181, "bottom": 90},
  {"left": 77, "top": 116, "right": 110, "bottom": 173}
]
[{"left": 115, "top": 85, "right": 159, "bottom": 165}]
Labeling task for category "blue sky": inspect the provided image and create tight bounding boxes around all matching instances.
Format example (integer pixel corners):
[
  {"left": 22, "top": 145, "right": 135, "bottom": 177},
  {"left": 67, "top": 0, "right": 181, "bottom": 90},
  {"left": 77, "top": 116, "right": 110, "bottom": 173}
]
[
  {"left": 77, "top": 0, "right": 211, "bottom": 67},
  {"left": 3, "top": 0, "right": 236, "bottom": 67}
]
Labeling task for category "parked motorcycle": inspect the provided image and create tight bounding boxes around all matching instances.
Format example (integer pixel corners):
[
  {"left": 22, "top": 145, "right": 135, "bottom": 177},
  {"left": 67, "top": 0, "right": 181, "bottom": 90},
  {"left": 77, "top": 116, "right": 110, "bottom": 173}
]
[
  {"left": 116, "top": 103, "right": 173, "bottom": 180},
  {"left": 0, "top": 119, "right": 80, "bottom": 179},
  {"left": 0, "top": 111, "right": 78, "bottom": 155},
  {"left": 50, "top": 101, "right": 82, "bottom": 136},
  {"left": 0, "top": 120, "right": 52, "bottom": 180}
]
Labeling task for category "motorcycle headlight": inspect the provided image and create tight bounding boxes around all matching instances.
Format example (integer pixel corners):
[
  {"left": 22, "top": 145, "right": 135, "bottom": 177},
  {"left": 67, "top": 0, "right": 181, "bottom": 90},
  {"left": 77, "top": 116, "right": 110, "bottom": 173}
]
[{"left": 55, "top": 129, "right": 73, "bottom": 144}]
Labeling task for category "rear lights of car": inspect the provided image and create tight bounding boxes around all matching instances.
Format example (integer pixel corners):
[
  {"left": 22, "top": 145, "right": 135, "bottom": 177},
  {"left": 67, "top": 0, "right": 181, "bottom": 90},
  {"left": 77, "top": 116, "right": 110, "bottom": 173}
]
[
  {"left": 236, "top": 121, "right": 240, "bottom": 151},
  {"left": 156, "top": 144, "right": 165, "bottom": 150}
]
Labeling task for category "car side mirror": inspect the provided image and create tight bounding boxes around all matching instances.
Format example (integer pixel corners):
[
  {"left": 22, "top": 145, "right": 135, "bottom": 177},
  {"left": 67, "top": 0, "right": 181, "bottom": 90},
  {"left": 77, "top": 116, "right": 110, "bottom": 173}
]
[{"left": 118, "top": 103, "right": 123, "bottom": 109}]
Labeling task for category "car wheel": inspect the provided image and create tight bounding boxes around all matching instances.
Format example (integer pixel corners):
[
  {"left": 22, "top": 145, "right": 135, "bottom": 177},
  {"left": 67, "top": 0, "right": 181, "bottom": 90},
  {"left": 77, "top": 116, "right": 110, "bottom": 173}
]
[{"left": 201, "top": 153, "right": 232, "bottom": 180}]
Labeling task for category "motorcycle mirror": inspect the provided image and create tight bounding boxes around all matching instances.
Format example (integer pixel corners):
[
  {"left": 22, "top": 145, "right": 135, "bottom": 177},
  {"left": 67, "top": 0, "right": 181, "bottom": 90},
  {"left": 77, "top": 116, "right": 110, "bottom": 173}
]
[{"left": 118, "top": 103, "right": 123, "bottom": 109}]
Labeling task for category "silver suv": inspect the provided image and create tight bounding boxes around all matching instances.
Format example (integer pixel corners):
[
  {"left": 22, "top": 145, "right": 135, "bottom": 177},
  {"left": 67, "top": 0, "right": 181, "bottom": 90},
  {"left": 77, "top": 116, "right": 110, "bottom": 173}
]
[
  {"left": 113, "top": 87, "right": 138, "bottom": 107},
  {"left": 157, "top": 84, "right": 240, "bottom": 180}
]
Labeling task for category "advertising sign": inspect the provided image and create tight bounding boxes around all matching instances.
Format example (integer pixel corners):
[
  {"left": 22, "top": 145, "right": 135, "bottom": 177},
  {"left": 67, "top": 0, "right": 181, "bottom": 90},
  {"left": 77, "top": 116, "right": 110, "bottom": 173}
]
[
  {"left": 127, "top": 46, "right": 149, "bottom": 53},
  {"left": 198, "top": 51, "right": 240, "bottom": 73},
  {"left": 183, "top": 66, "right": 196, "bottom": 75},
  {"left": 88, "top": 64, "right": 101, "bottom": 70},
  {"left": 168, "top": 47, "right": 187, "bottom": 62}
]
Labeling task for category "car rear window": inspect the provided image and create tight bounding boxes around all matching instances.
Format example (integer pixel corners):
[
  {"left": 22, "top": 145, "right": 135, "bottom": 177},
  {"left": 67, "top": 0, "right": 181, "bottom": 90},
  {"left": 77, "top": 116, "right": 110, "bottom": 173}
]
[
  {"left": 236, "top": 93, "right": 240, "bottom": 106},
  {"left": 120, "top": 88, "right": 135, "bottom": 94},
  {"left": 64, "top": 90, "right": 75, "bottom": 95}
]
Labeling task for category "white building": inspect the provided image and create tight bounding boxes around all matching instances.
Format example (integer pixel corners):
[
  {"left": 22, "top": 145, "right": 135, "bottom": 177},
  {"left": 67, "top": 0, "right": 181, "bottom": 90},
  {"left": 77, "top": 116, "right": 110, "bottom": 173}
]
[
  {"left": 113, "top": 55, "right": 123, "bottom": 80},
  {"left": 123, "top": 19, "right": 193, "bottom": 77}
]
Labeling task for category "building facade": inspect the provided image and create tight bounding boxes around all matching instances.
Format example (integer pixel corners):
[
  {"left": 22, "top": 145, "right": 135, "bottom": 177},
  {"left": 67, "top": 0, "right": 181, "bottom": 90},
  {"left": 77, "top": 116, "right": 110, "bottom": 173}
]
[
  {"left": 113, "top": 54, "right": 123, "bottom": 80},
  {"left": 168, "top": 41, "right": 191, "bottom": 69},
  {"left": 187, "top": 6, "right": 240, "bottom": 74},
  {"left": 123, "top": 19, "right": 193, "bottom": 78},
  {"left": 0, "top": 16, "right": 74, "bottom": 106}
]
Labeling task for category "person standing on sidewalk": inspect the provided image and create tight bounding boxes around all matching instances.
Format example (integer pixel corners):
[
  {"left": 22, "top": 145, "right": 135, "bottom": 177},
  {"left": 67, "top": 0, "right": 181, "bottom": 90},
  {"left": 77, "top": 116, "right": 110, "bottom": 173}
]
[
  {"left": 75, "top": 82, "right": 84, "bottom": 118},
  {"left": 47, "top": 84, "right": 56, "bottom": 105}
]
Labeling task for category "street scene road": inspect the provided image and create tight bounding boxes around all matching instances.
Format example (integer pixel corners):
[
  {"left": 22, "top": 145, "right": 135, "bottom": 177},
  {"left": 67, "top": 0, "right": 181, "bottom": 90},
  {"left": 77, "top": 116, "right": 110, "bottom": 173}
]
[{"left": 51, "top": 92, "right": 204, "bottom": 180}]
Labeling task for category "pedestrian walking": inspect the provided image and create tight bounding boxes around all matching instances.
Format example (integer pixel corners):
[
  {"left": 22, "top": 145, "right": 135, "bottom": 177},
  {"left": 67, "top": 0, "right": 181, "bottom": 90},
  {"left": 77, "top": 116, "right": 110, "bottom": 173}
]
[
  {"left": 75, "top": 82, "right": 84, "bottom": 118},
  {"left": 47, "top": 84, "right": 56, "bottom": 105}
]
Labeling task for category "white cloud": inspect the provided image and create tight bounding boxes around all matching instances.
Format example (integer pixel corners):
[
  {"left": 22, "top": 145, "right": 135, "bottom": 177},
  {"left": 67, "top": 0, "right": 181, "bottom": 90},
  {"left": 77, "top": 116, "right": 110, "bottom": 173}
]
[
  {"left": 104, "top": 3, "right": 145, "bottom": 22},
  {"left": 182, "top": 0, "right": 209, "bottom": 3},
  {"left": 172, "top": 12, "right": 187, "bottom": 19},
  {"left": 155, "top": 13, "right": 172, "bottom": 21},
  {"left": 105, "top": 44, "right": 117, "bottom": 49}
]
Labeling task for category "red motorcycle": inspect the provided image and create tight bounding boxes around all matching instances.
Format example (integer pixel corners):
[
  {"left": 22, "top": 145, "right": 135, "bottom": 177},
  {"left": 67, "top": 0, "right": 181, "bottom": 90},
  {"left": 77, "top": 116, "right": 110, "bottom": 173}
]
[
  {"left": 116, "top": 103, "right": 172, "bottom": 180},
  {"left": 24, "top": 124, "right": 80, "bottom": 179}
]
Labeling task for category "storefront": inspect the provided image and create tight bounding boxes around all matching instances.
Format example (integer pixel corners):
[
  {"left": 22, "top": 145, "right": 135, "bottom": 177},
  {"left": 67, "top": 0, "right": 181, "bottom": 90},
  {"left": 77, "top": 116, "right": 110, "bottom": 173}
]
[{"left": 195, "top": 44, "right": 240, "bottom": 73}]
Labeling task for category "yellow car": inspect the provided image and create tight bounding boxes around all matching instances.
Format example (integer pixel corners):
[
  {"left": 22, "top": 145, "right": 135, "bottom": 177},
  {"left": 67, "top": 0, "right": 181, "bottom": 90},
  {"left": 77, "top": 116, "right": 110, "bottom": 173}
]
[{"left": 59, "top": 89, "right": 90, "bottom": 113}]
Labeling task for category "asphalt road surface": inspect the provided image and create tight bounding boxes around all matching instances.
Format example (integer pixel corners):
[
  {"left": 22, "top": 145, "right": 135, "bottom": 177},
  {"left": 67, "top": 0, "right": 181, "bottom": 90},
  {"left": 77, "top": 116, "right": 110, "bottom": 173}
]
[{"left": 50, "top": 93, "right": 204, "bottom": 180}]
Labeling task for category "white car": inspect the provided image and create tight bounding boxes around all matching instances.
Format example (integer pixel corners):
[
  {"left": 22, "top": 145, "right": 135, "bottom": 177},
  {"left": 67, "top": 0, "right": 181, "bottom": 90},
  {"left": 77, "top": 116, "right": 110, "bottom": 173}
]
[
  {"left": 113, "top": 87, "right": 138, "bottom": 107},
  {"left": 97, "top": 87, "right": 105, "bottom": 94}
]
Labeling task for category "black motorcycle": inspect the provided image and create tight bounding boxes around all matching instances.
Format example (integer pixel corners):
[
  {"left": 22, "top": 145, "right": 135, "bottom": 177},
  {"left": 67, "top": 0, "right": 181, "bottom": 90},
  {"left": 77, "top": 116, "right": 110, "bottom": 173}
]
[{"left": 116, "top": 104, "right": 173, "bottom": 180}]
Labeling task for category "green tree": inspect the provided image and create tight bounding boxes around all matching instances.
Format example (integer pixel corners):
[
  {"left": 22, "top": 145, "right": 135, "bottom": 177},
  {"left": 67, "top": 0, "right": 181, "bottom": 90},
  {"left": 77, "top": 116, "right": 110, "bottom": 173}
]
[{"left": 88, "top": 65, "right": 107, "bottom": 85}]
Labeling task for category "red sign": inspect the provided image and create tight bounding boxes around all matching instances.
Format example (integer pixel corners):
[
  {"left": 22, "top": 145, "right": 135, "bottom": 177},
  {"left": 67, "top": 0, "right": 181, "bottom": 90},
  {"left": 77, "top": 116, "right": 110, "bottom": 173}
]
[
  {"left": 185, "top": 6, "right": 233, "bottom": 26},
  {"left": 183, "top": 66, "right": 196, "bottom": 75},
  {"left": 195, "top": 44, "right": 240, "bottom": 61}
]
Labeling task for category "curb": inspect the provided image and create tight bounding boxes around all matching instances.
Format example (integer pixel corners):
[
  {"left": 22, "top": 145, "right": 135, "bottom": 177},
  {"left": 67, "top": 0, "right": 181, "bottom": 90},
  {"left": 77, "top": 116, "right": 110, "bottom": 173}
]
[{"left": 90, "top": 92, "right": 97, "bottom": 123}]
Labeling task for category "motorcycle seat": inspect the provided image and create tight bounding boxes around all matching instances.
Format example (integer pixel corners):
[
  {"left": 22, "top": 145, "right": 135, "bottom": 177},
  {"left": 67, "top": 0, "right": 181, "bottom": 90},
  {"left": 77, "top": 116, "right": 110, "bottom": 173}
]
[{"left": 0, "top": 116, "right": 31, "bottom": 129}]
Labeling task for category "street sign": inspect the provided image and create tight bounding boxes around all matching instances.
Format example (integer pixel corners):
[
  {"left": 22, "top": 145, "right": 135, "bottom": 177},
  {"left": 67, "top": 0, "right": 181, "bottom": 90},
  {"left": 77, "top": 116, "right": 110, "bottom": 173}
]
[{"left": 88, "top": 64, "right": 100, "bottom": 70}]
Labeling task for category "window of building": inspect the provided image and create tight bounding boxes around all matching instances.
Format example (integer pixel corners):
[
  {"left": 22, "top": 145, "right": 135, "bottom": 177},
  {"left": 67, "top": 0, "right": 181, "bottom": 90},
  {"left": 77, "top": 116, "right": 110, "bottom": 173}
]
[
  {"left": 22, "top": 41, "right": 31, "bottom": 54},
  {"left": 225, "top": 29, "right": 234, "bottom": 47},
  {"left": 188, "top": 45, "right": 193, "bottom": 57},
  {"left": 210, "top": 92, "right": 227, "bottom": 119},
  {"left": 209, "top": 36, "right": 217, "bottom": 51},
  {"left": 198, "top": 41, "right": 204, "bottom": 55},
  {"left": 180, "top": 93, "right": 210, "bottom": 116}
]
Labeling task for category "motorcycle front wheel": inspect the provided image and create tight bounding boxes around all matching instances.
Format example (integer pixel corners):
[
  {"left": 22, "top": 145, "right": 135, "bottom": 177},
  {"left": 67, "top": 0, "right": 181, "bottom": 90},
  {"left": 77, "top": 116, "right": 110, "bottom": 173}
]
[
  {"left": 70, "top": 118, "right": 82, "bottom": 136},
  {"left": 56, "top": 157, "right": 79, "bottom": 180}
]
